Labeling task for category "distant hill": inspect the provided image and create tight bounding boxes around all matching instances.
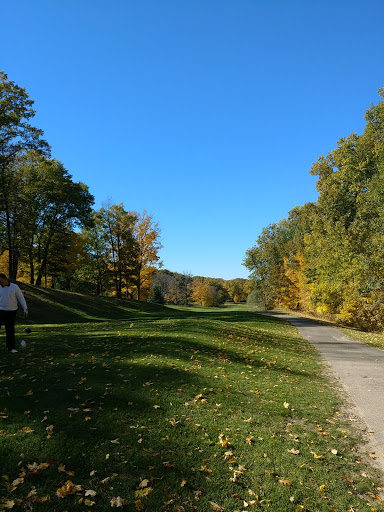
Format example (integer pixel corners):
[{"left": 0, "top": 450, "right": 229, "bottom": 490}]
[{"left": 16, "top": 282, "right": 170, "bottom": 325}]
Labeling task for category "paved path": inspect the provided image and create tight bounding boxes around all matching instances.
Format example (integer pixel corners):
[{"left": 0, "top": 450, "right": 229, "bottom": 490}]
[{"left": 263, "top": 313, "right": 384, "bottom": 471}]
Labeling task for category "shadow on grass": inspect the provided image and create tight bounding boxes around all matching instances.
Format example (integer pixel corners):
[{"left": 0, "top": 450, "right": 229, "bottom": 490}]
[{"left": 0, "top": 310, "right": 353, "bottom": 512}]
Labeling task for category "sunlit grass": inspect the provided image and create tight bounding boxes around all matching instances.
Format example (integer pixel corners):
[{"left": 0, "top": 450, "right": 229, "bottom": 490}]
[
  {"left": 1, "top": 303, "right": 383, "bottom": 511},
  {"left": 338, "top": 326, "right": 384, "bottom": 351}
]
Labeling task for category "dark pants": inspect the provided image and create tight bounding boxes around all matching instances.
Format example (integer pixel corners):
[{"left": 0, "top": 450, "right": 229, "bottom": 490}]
[{"left": 0, "top": 310, "right": 17, "bottom": 351}]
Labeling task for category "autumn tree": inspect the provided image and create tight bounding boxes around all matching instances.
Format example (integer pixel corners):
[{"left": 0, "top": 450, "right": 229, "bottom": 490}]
[
  {"left": 224, "top": 278, "right": 252, "bottom": 302},
  {"left": 244, "top": 85, "right": 384, "bottom": 329},
  {"left": 152, "top": 270, "right": 193, "bottom": 304},
  {"left": 191, "top": 277, "right": 227, "bottom": 307},
  {"left": 0, "top": 71, "right": 50, "bottom": 278},
  {"left": 130, "top": 210, "right": 162, "bottom": 301}
]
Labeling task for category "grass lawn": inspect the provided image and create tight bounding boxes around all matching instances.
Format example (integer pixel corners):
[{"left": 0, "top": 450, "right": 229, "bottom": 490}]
[{"left": 1, "top": 294, "right": 383, "bottom": 511}]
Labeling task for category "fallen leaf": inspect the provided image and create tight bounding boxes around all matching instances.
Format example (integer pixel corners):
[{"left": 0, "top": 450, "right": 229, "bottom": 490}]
[
  {"left": 138, "top": 479, "right": 150, "bottom": 489},
  {"left": 209, "top": 502, "right": 224, "bottom": 511},
  {"left": 287, "top": 448, "right": 300, "bottom": 455},
  {"left": 1, "top": 499, "right": 15, "bottom": 509},
  {"left": 56, "top": 480, "right": 82, "bottom": 498},
  {"left": 111, "top": 496, "right": 126, "bottom": 507},
  {"left": 19, "top": 427, "right": 34, "bottom": 434}
]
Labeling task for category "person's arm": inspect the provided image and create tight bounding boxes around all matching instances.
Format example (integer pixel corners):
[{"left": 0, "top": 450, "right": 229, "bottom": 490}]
[{"left": 16, "top": 286, "right": 28, "bottom": 315}]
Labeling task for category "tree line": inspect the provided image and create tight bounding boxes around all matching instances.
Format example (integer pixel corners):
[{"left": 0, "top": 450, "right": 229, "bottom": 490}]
[
  {"left": 1, "top": 71, "right": 251, "bottom": 302},
  {"left": 151, "top": 270, "right": 252, "bottom": 306},
  {"left": 244, "top": 85, "right": 384, "bottom": 330},
  {"left": 0, "top": 71, "right": 162, "bottom": 300}
]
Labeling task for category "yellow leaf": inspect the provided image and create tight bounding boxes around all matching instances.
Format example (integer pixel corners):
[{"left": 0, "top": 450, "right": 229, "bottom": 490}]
[
  {"left": 84, "top": 499, "right": 95, "bottom": 506},
  {"left": 1, "top": 499, "right": 15, "bottom": 509},
  {"left": 9, "top": 477, "right": 24, "bottom": 491},
  {"left": 56, "top": 480, "right": 82, "bottom": 498},
  {"left": 279, "top": 479, "right": 291, "bottom": 486},
  {"left": 180, "top": 478, "right": 187, "bottom": 487},
  {"left": 209, "top": 502, "right": 224, "bottom": 511},
  {"left": 19, "top": 427, "right": 34, "bottom": 433},
  {"left": 283, "top": 402, "right": 289, "bottom": 409},
  {"left": 287, "top": 448, "right": 300, "bottom": 455},
  {"left": 134, "top": 499, "right": 144, "bottom": 509},
  {"left": 218, "top": 434, "right": 230, "bottom": 448},
  {"left": 135, "top": 488, "right": 153, "bottom": 498},
  {"left": 138, "top": 479, "right": 149, "bottom": 489},
  {"left": 246, "top": 435, "right": 254, "bottom": 445}
]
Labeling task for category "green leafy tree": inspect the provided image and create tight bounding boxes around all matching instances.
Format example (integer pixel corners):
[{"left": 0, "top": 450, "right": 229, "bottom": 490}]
[
  {"left": 81, "top": 212, "right": 111, "bottom": 295},
  {"left": 0, "top": 71, "right": 50, "bottom": 278},
  {"left": 96, "top": 203, "right": 137, "bottom": 298},
  {"left": 147, "top": 285, "right": 165, "bottom": 305}
]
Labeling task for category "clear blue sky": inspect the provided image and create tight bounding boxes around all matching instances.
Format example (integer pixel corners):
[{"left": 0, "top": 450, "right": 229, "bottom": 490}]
[{"left": 2, "top": 0, "right": 383, "bottom": 279}]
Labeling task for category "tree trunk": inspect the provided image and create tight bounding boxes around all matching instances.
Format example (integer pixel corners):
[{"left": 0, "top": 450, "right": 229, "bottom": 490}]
[
  {"left": 28, "top": 239, "right": 34, "bottom": 284},
  {"left": 136, "top": 263, "right": 142, "bottom": 300}
]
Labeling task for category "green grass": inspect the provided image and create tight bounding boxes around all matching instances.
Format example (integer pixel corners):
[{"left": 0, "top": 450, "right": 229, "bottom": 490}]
[
  {"left": 337, "top": 327, "right": 384, "bottom": 351},
  {"left": 1, "top": 291, "right": 383, "bottom": 511}
]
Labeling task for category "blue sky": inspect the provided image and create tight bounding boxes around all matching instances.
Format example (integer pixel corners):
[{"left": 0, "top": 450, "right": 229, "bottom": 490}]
[{"left": 2, "top": 0, "right": 384, "bottom": 279}]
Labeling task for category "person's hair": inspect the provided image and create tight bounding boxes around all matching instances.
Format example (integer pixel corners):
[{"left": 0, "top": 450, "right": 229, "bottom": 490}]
[{"left": 0, "top": 274, "right": 8, "bottom": 280}]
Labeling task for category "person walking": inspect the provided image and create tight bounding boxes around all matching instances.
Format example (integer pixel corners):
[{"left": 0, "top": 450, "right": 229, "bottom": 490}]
[{"left": 0, "top": 274, "right": 28, "bottom": 353}]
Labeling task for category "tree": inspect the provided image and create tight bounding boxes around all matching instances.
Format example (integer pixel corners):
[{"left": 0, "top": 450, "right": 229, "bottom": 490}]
[
  {"left": 81, "top": 212, "right": 111, "bottom": 295},
  {"left": 130, "top": 210, "right": 162, "bottom": 301},
  {"left": 244, "top": 85, "right": 384, "bottom": 329},
  {"left": 0, "top": 71, "right": 50, "bottom": 278},
  {"left": 148, "top": 285, "right": 165, "bottom": 305},
  {"left": 0, "top": 151, "right": 94, "bottom": 284},
  {"left": 191, "top": 277, "right": 227, "bottom": 307},
  {"left": 97, "top": 203, "right": 136, "bottom": 297}
]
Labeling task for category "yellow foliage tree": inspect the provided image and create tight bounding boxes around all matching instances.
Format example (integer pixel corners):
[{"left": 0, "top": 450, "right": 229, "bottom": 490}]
[
  {"left": 280, "top": 250, "right": 311, "bottom": 311},
  {"left": 129, "top": 210, "right": 162, "bottom": 301}
]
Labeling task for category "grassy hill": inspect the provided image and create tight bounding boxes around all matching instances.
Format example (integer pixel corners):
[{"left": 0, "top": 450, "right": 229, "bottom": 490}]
[{"left": 18, "top": 282, "right": 173, "bottom": 325}]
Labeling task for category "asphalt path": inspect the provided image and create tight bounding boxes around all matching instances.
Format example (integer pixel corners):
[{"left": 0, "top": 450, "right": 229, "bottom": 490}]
[{"left": 263, "top": 312, "right": 384, "bottom": 472}]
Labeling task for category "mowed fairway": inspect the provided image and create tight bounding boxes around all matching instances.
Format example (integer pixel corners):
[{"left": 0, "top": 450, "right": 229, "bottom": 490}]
[{"left": 0, "top": 295, "right": 383, "bottom": 511}]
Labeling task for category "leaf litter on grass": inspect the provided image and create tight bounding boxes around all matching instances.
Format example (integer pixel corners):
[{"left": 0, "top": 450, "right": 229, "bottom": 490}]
[{"left": 0, "top": 306, "right": 383, "bottom": 511}]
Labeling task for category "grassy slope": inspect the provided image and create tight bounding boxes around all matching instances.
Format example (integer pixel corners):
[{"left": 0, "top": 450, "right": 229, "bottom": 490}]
[{"left": 1, "top": 288, "right": 383, "bottom": 511}]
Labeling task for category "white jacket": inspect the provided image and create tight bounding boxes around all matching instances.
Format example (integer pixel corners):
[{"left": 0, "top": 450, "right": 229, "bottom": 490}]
[{"left": 0, "top": 283, "right": 27, "bottom": 312}]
